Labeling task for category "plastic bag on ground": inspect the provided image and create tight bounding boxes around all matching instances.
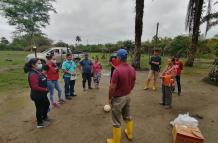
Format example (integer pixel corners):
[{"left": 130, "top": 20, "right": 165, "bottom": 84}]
[{"left": 170, "top": 113, "right": 199, "bottom": 127}]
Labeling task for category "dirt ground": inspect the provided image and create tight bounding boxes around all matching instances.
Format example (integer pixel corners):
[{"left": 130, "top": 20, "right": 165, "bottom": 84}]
[{"left": 0, "top": 71, "right": 218, "bottom": 143}]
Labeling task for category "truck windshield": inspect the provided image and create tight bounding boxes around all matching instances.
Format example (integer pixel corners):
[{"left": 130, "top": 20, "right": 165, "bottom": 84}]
[{"left": 42, "top": 49, "right": 51, "bottom": 54}]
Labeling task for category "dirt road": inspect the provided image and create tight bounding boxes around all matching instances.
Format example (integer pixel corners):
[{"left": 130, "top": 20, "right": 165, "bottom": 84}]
[{"left": 0, "top": 71, "right": 218, "bottom": 143}]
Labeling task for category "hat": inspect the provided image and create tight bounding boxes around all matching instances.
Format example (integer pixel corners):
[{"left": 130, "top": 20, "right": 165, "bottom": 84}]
[{"left": 117, "top": 49, "right": 128, "bottom": 59}]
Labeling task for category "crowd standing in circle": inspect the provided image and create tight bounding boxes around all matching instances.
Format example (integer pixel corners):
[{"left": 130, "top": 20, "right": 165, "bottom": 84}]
[{"left": 24, "top": 48, "right": 184, "bottom": 143}]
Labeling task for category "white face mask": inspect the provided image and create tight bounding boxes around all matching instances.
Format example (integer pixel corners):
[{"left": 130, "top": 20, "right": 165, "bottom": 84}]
[{"left": 36, "top": 63, "right": 43, "bottom": 70}]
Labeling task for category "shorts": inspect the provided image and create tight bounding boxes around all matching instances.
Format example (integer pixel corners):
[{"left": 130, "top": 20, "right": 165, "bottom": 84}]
[{"left": 147, "top": 70, "right": 159, "bottom": 81}]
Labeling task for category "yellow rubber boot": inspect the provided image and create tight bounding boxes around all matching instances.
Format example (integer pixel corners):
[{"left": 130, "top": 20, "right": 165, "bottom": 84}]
[
  {"left": 125, "top": 120, "right": 133, "bottom": 140},
  {"left": 107, "top": 127, "right": 121, "bottom": 143},
  {"left": 144, "top": 81, "right": 149, "bottom": 90},
  {"left": 152, "top": 82, "right": 156, "bottom": 90}
]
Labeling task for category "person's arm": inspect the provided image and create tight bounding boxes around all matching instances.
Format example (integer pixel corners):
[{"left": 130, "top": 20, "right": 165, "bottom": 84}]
[
  {"left": 131, "top": 71, "right": 136, "bottom": 90},
  {"left": 29, "top": 74, "right": 48, "bottom": 92},
  {"left": 109, "top": 70, "right": 118, "bottom": 105}
]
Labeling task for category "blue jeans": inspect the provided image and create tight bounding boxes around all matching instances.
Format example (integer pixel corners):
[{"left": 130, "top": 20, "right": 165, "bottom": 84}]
[
  {"left": 47, "top": 80, "right": 62, "bottom": 103},
  {"left": 64, "top": 77, "right": 75, "bottom": 97}
]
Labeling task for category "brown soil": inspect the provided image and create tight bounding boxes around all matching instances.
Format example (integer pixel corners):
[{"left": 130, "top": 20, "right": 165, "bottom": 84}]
[{"left": 0, "top": 71, "right": 218, "bottom": 143}]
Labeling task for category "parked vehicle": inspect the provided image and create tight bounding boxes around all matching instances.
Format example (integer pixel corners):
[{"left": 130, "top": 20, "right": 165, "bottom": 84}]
[{"left": 26, "top": 47, "right": 85, "bottom": 66}]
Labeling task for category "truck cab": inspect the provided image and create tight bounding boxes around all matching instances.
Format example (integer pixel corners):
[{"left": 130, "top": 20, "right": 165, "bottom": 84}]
[{"left": 26, "top": 47, "right": 85, "bottom": 66}]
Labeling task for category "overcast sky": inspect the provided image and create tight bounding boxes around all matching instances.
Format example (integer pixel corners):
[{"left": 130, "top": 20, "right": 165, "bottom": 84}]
[{"left": 0, "top": 0, "right": 217, "bottom": 44}]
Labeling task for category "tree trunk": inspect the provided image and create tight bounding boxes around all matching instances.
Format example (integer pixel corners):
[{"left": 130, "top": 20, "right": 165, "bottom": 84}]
[
  {"left": 132, "top": 0, "right": 144, "bottom": 69},
  {"left": 185, "top": 0, "right": 203, "bottom": 67}
]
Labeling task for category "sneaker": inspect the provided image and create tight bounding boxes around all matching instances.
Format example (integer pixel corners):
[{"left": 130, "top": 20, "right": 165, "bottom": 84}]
[
  {"left": 89, "top": 87, "right": 93, "bottom": 90},
  {"left": 58, "top": 99, "right": 65, "bottom": 104},
  {"left": 52, "top": 102, "right": 60, "bottom": 108},
  {"left": 178, "top": 92, "right": 181, "bottom": 96},
  {"left": 159, "top": 102, "right": 165, "bottom": 106},
  {"left": 70, "top": 93, "right": 77, "bottom": 96},
  {"left": 66, "top": 96, "right": 72, "bottom": 100},
  {"left": 83, "top": 88, "right": 86, "bottom": 91},
  {"left": 37, "top": 122, "right": 48, "bottom": 128},
  {"left": 43, "top": 117, "right": 53, "bottom": 122}
]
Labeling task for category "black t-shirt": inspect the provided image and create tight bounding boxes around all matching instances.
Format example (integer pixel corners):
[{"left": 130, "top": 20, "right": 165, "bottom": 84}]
[{"left": 149, "top": 56, "right": 161, "bottom": 72}]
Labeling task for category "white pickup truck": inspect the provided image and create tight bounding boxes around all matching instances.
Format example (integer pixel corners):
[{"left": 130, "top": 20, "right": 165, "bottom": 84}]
[{"left": 26, "top": 47, "right": 85, "bottom": 66}]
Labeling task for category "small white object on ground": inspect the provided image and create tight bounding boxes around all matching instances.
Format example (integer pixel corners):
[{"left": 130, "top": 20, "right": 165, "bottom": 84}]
[{"left": 104, "top": 104, "right": 111, "bottom": 112}]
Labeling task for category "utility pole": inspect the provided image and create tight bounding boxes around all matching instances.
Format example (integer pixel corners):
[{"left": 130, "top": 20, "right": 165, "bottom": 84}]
[
  {"left": 155, "top": 22, "right": 159, "bottom": 48},
  {"left": 149, "top": 22, "right": 159, "bottom": 62}
]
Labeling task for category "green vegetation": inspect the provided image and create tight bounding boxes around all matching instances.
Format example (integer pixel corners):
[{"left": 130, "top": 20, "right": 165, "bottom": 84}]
[
  {"left": 0, "top": 51, "right": 212, "bottom": 94},
  {"left": 0, "top": 0, "right": 56, "bottom": 51},
  {"left": 0, "top": 51, "right": 29, "bottom": 92}
]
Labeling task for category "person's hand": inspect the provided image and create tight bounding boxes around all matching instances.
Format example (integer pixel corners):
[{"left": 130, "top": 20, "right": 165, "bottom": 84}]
[{"left": 72, "top": 73, "right": 76, "bottom": 76}]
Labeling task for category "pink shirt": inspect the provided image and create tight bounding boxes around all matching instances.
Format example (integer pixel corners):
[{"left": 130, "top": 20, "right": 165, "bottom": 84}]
[
  {"left": 111, "top": 63, "right": 136, "bottom": 97},
  {"left": 92, "top": 62, "right": 102, "bottom": 74}
]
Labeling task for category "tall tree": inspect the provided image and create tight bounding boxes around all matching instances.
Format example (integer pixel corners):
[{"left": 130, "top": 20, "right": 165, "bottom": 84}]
[
  {"left": 0, "top": 0, "right": 56, "bottom": 51},
  {"left": 132, "top": 0, "right": 144, "bottom": 69},
  {"left": 185, "top": 0, "right": 204, "bottom": 66},
  {"left": 202, "top": 0, "right": 218, "bottom": 35}
]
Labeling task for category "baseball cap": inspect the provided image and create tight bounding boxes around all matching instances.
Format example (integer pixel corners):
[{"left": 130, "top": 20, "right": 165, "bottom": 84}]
[{"left": 117, "top": 49, "right": 128, "bottom": 59}]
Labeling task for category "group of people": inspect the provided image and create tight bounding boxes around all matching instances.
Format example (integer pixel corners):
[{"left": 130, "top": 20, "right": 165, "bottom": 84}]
[
  {"left": 144, "top": 49, "right": 184, "bottom": 109},
  {"left": 24, "top": 52, "right": 102, "bottom": 128},
  {"left": 24, "top": 48, "right": 183, "bottom": 143}
]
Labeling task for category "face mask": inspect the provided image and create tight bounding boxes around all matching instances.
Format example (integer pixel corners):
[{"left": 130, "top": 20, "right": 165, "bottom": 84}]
[{"left": 36, "top": 63, "right": 43, "bottom": 70}]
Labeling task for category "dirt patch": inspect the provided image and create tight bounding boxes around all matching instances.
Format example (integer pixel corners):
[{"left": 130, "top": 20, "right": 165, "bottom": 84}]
[{"left": 0, "top": 71, "right": 218, "bottom": 143}]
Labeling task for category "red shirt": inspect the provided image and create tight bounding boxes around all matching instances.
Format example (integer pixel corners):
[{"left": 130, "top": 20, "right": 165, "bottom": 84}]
[
  {"left": 175, "top": 60, "right": 183, "bottom": 75},
  {"left": 45, "top": 63, "right": 59, "bottom": 80},
  {"left": 111, "top": 63, "right": 136, "bottom": 97}
]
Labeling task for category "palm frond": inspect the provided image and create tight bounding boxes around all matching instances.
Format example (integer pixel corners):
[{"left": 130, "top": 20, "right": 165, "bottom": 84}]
[
  {"left": 207, "top": 20, "right": 218, "bottom": 31},
  {"left": 205, "top": 0, "right": 212, "bottom": 35}
]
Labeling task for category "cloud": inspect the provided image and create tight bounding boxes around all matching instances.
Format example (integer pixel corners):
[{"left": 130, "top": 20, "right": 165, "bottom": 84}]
[{"left": 0, "top": 0, "right": 217, "bottom": 44}]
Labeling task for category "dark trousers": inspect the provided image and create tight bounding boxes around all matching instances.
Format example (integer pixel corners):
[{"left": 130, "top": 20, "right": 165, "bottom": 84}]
[
  {"left": 31, "top": 92, "right": 50, "bottom": 124},
  {"left": 162, "top": 85, "right": 172, "bottom": 106},
  {"left": 175, "top": 75, "right": 181, "bottom": 93},
  {"left": 82, "top": 73, "right": 92, "bottom": 89},
  {"left": 64, "top": 77, "right": 75, "bottom": 97}
]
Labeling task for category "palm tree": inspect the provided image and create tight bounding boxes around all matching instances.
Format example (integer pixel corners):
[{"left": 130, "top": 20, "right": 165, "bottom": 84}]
[
  {"left": 185, "top": 0, "right": 218, "bottom": 67},
  {"left": 132, "top": 0, "right": 144, "bottom": 69},
  {"left": 75, "top": 35, "right": 82, "bottom": 50},
  {"left": 185, "top": 0, "right": 204, "bottom": 67},
  {"left": 202, "top": 0, "right": 218, "bottom": 35}
]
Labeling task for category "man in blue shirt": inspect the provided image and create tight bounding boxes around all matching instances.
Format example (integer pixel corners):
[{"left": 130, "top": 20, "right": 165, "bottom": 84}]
[
  {"left": 80, "top": 53, "right": 93, "bottom": 91},
  {"left": 62, "top": 53, "right": 77, "bottom": 100}
]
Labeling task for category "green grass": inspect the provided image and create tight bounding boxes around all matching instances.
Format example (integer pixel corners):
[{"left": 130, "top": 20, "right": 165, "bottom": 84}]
[
  {"left": 0, "top": 51, "right": 213, "bottom": 92},
  {"left": 0, "top": 51, "right": 30, "bottom": 91}
]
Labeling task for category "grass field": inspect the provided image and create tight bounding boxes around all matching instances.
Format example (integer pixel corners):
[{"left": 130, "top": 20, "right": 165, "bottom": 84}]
[{"left": 0, "top": 51, "right": 213, "bottom": 92}]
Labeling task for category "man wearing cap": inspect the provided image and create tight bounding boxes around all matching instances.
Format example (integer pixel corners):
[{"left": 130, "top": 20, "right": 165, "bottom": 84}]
[
  {"left": 107, "top": 49, "right": 136, "bottom": 143},
  {"left": 80, "top": 53, "right": 93, "bottom": 91}
]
